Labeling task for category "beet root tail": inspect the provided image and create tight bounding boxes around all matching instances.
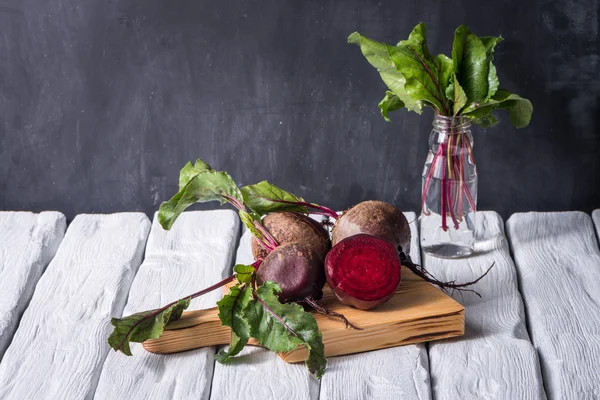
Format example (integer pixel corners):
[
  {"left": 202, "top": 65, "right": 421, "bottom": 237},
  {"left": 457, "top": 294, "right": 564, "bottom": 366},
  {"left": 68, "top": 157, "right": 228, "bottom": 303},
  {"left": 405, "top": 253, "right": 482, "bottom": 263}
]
[
  {"left": 302, "top": 297, "right": 363, "bottom": 330},
  {"left": 400, "top": 252, "right": 494, "bottom": 298}
]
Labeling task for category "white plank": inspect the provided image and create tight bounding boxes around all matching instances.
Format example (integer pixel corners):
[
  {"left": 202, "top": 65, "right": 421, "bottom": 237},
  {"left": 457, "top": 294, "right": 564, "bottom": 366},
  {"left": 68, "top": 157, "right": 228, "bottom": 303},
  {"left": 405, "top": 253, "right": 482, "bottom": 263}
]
[
  {"left": 424, "top": 211, "right": 546, "bottom": 400},
  {"left": 319, "top": 212, "right": 431, "bottom": 400},
  {"left": 506, "top": 211, "right": 600, "bottom": 400},
  {"left": 210, "top": 221, "right": 319, "bottom": 400},
  {"left": 95, "top": 210, "right": 240, "bottom": 400},
  {"left": 0, "top": 211, "right": 66, "bottom": 359},
  {"left": 592, "top": 210, "right": 600, "bottom": 242},
  {"left": 0, "top": 213, "right": 150, "bottom": 400}
]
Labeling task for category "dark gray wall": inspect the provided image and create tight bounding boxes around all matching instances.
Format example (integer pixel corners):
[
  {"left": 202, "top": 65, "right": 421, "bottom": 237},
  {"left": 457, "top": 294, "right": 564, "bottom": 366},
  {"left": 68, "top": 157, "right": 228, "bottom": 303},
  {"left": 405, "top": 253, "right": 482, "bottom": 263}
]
[{"left": 1, "top": 0, "right": 598, "bottom": 220}]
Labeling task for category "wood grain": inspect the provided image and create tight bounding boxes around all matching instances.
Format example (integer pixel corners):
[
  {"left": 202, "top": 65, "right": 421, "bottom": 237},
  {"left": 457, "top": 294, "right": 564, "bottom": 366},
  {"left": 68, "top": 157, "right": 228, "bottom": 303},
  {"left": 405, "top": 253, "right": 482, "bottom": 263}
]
[
  {"left": 424, "top": 211, "right": 546, "bottom": 400},
  {"left": 95, "top": 210, "right": 240, "bottom": 400},
  {"left": 0, "top": 213, "right": 150, "bottom": 400},
  {"left": 506, "top": 211, "right": 600, "bottom": 400},
  {"left": 0, "top": 211, "right": 66, "bottom": 359}
]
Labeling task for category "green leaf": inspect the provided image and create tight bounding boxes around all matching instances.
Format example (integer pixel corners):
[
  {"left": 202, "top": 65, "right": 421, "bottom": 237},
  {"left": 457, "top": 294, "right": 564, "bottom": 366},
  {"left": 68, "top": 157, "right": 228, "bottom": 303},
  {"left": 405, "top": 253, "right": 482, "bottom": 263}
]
[
  {"left": 436, "top": 53, "right": 454, "bottom": 101},
  {"left": 215, "top": 284, "right": 253, "bottom": 362},
  {"left": 108, "top": 298, "right": 191, "bottom": 356},
  {"left": 387, "top": 23, "right": 452, "bottom": 114},
  {"left": 480, "top": 36, "right": 503, "bottom": 101},
  {"left": 178, "top": 159, "right": 213, "bottom": 190},
  {"left": 481, "top": 36, "right": 503, "bottom": 56},
  {"left": 494, "top": 90, "right": 533, "bottom": 128},
  {"left": 241, "top": 181, "right": 308, "bottom": 215},
  {"left": 471, "top": 113, "right": 499, "bottom": 128},
  {"left": 215, "top": 332, "right": 247, "bottom": 363},
  {"left": 158, "top": 170, "right": 244, "bottom": 230},
  {"left": 233, "top": 264, "right": 255, "bottom": 284},
  {"left": 378, "top": 91, "right": 405, "bottom": 122},
  {"left": 486, "top": 62, "right": 500, "bottom": 102},
  {"left": 464, "top": 89, "right": 532, "bottom": 128},
  {"left": 348, "top": 32, "right": 424, "bottom": 115},
  {"left": 446, "top": 73, "right": 467, "bottom": 115},
  {"left": 452, "top": 25, "right": 489, "bottom": 106},
  {"left": 245, "top": 282, "right": 326, "bottom": 378}
]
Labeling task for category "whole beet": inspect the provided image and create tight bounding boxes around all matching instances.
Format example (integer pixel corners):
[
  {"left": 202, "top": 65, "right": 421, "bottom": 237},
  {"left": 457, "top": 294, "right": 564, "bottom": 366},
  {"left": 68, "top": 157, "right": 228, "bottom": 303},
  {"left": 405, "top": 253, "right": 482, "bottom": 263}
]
[
  {"left": 251, "top": 212, "right": 331, "bottom": 260},
  {"left": 332, "top": 200, "right": 410, "bottom": 255},
  {"left": 256, "top": 241, "right": 326, "bottom": 303}
]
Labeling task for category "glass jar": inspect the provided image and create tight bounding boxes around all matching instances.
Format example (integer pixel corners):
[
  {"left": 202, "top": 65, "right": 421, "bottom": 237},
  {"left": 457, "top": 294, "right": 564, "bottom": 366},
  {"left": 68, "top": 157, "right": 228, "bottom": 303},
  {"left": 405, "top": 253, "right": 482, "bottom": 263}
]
[{"left": 420, "top": 115, "right": 477, "bottom": 258}]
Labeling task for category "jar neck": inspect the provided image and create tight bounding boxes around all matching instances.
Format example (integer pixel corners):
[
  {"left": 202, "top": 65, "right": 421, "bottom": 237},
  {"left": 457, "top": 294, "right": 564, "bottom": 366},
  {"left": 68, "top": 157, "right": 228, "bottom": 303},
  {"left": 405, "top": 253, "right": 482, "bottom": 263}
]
[{"left": 431, "top": 114, "right": 472, "bottom": 144}]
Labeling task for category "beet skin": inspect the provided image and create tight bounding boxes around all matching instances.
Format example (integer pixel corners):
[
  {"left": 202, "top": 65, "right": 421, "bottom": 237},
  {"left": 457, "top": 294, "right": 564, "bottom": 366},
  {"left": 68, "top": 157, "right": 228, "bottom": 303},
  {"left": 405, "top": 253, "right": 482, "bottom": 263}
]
[
  {"left": 257, "top": 242, "right": 326, "bottom": 303},
  {"left": 332, "top": 200, "right": 410, "bottom": 255},
  {"left": 325, "top": 234, "right": 401, "bottom": 310},
  {"left": 251, "top": 212, "right": 331, "bottom": 260}
]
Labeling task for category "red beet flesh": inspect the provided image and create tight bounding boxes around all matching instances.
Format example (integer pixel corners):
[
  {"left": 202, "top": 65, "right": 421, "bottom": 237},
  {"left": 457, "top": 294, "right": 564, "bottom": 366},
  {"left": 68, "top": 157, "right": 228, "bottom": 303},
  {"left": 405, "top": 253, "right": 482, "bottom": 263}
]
[{"left": 325, "top": 234, "right": 401, "bottom": 310}]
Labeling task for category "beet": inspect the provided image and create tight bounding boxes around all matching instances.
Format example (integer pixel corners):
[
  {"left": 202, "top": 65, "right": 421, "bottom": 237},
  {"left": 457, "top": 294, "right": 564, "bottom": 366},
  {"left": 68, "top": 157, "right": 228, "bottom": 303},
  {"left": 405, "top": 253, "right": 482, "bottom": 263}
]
[
  {"left": 256, "top": 242, "right": 326, "bottom": 303},
  {"left": 251, "top": 212, "right": 331, "bottom": 260},
  {"left": 325, "top": 234, "right": 401, "bottom": 310},
  {"left": 332, "top": 200, "right": 411, "bottom": 255}
]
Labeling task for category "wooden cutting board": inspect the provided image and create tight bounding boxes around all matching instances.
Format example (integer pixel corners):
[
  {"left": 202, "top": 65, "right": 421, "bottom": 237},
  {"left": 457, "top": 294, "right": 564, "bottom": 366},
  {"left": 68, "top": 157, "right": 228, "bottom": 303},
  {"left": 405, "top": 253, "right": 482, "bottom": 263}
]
[{"left": 143, "top": 266, "right": 464, "bottom": 363}]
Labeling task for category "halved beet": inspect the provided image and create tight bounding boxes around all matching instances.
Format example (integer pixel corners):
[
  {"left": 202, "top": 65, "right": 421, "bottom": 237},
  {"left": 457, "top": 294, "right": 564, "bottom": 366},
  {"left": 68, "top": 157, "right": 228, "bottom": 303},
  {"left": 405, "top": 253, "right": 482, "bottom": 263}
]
[
  {"left": 325, "top": 234, "right": 401, "bottom": 310},
  {"left": 256, "top": 241, "right": 326, "bottom": 303}
]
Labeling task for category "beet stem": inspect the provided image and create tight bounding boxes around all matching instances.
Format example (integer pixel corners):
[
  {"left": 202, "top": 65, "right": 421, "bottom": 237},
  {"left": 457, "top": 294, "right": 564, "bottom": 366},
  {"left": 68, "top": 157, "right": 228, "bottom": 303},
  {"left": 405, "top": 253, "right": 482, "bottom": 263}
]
[
  {"left": 440, "top": 143, "right": 448, "bottom": 232},
  {"left": 457, "top": 134, "right": 464, "bottom": 217},
  {"left": 221, "top": 194, "right": 279, "bottom": 250},
  {"left": 221, "top": 195, "right": 245, "bottom": 212},
  {"left": 254, "top": 220, "right": 279, "bottom": 250},
  {"left": 302, "top": 297, "right": 362, "bottom": 330},
  {"left": 254, "top": 294, "right": 301, "bottom": 338},
  {"left": 113, "top": 274, "right": 235, "bottom": 352},
  {"left": 422, "top": 145, "right": 442, "bottom": 215},
  {"left": 255, "top": 237, "right": 274, "bottom": 252},
  {"left": 257, "top": 198, "right": 339, "bottom": 219},
  {"left": 446, "top": 164, "right": 460, "bottom": 230},
  {"left": 462, "top": 138, "right": 477, "bottom": 211}
]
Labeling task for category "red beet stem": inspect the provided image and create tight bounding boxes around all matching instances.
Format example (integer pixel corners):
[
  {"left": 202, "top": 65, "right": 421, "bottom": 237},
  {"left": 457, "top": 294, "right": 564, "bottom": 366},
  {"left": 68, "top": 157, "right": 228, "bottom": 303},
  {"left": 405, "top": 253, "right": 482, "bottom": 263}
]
[
  {"left": 258, "top": 198, "right": 339, "bottom": 219},
  {"left": 462, "top": 138, "right": 477, "bottom": 211},
  {"left": 446, "top": 135, "right": 459, "bottom": 230},
  {"left": 254, "top": 220, "right": 279, "bottom": 250},
  {"left": 113, "top": 274, "right": 235, "bottom": 352},
  {"left": 441, "top": 143, "right": 448, "bottom": 232},
  {"left": 422, "top": 145, "right": 442, "bottom": 214},
  {"left": 456, "top": 133, "right": 464, "bottom": 217}
]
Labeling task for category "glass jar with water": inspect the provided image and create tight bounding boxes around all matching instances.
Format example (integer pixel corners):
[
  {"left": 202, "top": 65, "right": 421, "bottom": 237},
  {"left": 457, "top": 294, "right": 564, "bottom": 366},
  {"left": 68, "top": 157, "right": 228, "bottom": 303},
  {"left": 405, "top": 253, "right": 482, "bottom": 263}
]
[{"left": 420, "top": 115, "right": 477, "bottom": 258}]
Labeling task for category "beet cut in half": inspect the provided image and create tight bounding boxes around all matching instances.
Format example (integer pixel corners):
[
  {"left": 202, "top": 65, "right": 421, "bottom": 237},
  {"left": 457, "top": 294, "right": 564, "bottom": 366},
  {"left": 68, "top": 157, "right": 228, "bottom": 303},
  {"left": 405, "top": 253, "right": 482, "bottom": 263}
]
[{"left": 325, "top": 234, "right": 401, "bottom": 310}]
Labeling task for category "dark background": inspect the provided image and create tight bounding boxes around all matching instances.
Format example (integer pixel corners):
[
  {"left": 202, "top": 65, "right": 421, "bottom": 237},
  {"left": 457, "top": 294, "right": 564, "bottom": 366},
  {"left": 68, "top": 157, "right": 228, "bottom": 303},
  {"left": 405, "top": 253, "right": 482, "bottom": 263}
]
[{"left": 1, "top": 0, "right": 598, "bottom": 220}]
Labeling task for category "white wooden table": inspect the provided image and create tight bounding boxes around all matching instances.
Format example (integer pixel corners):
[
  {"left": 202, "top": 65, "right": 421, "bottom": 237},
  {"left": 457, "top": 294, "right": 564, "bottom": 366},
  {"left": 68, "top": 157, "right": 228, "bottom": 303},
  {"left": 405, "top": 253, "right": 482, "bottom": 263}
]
[{"left": 0, "top": 209, "right": 599, "bottom": 400}]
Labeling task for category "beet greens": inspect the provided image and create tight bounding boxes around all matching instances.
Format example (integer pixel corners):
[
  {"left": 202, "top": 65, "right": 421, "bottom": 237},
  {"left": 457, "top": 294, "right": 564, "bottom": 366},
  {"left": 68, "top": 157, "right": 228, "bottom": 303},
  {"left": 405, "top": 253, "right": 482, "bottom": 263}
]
[
  {"left": 348, "top": 23, "right": 533, "bottom": 233},
  {"left": 108, "top": 159, "right": 327, "bottom": 379}
]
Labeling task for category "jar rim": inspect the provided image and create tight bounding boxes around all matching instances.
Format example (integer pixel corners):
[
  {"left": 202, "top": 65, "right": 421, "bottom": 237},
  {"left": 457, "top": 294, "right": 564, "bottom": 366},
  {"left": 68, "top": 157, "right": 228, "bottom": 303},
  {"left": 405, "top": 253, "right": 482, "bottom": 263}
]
[{"left": 432, "top": 114, "right": 471, "bottom": 132}]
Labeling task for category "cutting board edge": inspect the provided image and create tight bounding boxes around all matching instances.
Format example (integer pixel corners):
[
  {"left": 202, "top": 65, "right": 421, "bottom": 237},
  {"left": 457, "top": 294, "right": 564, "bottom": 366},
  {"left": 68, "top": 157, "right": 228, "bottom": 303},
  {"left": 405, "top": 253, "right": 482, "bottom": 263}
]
[{"left": 279, "top": 308, "right": 465, "bottom": 363}]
